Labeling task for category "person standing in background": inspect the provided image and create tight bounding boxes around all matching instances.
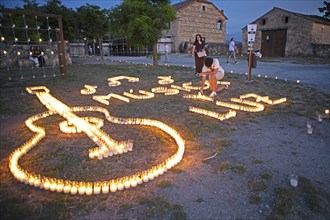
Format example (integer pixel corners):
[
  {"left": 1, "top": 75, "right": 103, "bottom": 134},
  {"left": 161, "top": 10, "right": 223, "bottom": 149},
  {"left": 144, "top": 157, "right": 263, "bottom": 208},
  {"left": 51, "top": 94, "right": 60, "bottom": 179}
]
[
  {"left": 192, "top": 34, "right": 206, "bottom": 75},
  {"left": 164, "top": 44, "right": 170, "bottom": 64},
  {"left": 226, "top": 37, "right": 238, "bottom": 64}
]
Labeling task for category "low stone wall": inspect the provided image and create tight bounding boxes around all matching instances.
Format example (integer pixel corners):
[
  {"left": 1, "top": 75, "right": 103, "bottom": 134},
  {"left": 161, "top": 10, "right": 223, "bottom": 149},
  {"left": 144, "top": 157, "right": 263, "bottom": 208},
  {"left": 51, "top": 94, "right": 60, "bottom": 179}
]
[
  {"left": 0, "top": 44, "right": 72, "bottom": 68},
  {"left": 311, "top": 44, "right": 330, "bottom": 58},
  {"left": 183, "top": 42, "right": 242, "bottom": 55}
]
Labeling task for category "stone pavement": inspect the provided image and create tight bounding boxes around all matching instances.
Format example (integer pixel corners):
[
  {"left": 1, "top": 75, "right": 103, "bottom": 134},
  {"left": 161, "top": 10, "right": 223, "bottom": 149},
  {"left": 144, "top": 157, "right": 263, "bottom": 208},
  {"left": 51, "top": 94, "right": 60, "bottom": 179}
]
[{"left": 79, "top": 54, "right": 330, "bottom": 93}]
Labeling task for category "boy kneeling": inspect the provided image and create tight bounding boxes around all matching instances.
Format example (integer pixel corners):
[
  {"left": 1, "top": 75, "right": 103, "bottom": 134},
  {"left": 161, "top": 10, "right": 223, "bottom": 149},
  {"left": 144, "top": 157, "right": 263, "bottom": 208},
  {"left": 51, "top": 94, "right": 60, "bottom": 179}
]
[{"left": 197, "top": 57, "right": 228, "bottom": 98}]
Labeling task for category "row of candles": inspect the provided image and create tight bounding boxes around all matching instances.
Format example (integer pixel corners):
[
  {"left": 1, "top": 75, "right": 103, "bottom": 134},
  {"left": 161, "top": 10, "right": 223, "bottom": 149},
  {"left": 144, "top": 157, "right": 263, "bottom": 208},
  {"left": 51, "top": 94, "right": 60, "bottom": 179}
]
[
  {"left": 93, "top": 93, "right": 130, "bottom": 105},
  {"left": 9, "top": 86, "right": 185, "bottom": 194},
  {"left": 81, "top": 85, "right": 97, "bottom": 95},
  {"left": 189, "top": 107, "right": 237, "bottom": 121},
  {"left": 108, "top": 76, "right": 139, "bottom": 87}
]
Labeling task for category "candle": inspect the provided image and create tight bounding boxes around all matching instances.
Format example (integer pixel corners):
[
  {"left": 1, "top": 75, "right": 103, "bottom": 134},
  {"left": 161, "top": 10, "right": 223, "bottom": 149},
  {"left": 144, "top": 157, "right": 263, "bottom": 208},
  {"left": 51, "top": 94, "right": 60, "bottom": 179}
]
[
  {"left": 56, "top": 181, "right": 64, "bottom": 192},
  {"left": 142, "top": 173, "right": 149, "bottom": 182},
  {"left": 63, "top": 181, "right": 71, "bottom": 193},
  {"left": 93, "top": 182, "right": 101, "bottom": 194},
  {"left": 33, "top": 176, "right": 41, "bottom": 187},
  {"left": 70, "top": 183, "right": 78, "bottom": 195},
  {"left": 86, "top": 183, "right": 93, "bottom": 195},
  {"left": 102, "top": 182, "right": 109, "bottom": 194},
  {"left": 43, "top": 179, "right": 51, "bottom": 190},
  {"left": 50, "top": 180, "right": 57, "bottom": 191},
  {"left": 78, "top": 182, "right": 86, "bottom": 195},
  {"left": 117, "top": 180, "right": 124, "bottom": 191},
  {"left": 148, "top": 172, "right": 155, "bottom": 180},
  {"left": 110, "top": 181, "right": 117, "bottom": 192},
  {"left": 124, "top": 178, "right": 131, "bottom": 189}
]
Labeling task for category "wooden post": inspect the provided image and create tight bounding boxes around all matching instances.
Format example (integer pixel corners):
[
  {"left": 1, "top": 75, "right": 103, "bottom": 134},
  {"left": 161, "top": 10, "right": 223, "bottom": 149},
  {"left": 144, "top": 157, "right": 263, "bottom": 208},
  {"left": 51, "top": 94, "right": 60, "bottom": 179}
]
[
  {"left": 57, "top": 16, "right": 67, "bottom": 77},
  {"left": 247, "top": 44, "right": 253, "bottom": 81}
]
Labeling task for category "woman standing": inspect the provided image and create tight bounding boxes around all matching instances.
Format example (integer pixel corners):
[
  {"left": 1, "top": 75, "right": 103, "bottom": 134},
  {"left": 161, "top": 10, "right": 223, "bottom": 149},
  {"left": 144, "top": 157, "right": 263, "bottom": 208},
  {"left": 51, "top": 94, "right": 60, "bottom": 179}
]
[{"left": 192, "top": 34, "right": 206, "bottom": 75}]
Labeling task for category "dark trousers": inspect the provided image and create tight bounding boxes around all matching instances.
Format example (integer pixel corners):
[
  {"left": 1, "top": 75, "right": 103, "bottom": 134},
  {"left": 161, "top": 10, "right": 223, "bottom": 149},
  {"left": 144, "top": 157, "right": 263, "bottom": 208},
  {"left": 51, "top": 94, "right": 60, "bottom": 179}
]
[{"left": 194, "top": 54, "right": 205, "bottom": 74}]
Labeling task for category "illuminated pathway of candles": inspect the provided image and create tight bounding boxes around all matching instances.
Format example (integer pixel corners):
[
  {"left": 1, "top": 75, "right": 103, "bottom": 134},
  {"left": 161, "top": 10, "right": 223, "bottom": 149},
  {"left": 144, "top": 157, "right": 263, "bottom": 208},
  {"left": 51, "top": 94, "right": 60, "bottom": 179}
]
[{"left": 9, "top": 86, "right": 185, "bottom": 195}]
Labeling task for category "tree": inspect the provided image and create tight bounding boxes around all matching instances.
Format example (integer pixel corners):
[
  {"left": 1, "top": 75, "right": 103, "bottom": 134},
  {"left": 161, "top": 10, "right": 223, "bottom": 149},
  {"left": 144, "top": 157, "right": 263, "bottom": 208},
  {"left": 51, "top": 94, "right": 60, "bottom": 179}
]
[
  {"left": 318, "top": 1, "right": 330, "bottom": 18},
  {"left": 41, "top": 0, "right": 79, "bottom": 42},
  {"left": 77, "top": 4, "right": 109, "bottom": 58},
  {"left": 109, "top": 0, "right": 176, "bottom": 66}
]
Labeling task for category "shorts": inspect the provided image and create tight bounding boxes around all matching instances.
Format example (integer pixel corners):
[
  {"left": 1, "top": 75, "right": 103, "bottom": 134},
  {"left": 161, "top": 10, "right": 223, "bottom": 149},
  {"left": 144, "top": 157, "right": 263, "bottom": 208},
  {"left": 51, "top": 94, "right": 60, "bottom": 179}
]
[{"left": 215, "top": 71, "right": 224, "bottom": 80}]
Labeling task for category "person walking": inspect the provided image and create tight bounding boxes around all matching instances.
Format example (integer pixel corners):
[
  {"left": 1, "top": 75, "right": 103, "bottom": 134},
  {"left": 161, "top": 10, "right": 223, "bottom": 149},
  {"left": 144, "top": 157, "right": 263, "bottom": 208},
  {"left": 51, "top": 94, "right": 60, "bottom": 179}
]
[
  {"left": 226, "top": 37, "right": 238, "bottom": 64},
  {"left": 192, "top": 34, "right": 206, "bottom": 75}
]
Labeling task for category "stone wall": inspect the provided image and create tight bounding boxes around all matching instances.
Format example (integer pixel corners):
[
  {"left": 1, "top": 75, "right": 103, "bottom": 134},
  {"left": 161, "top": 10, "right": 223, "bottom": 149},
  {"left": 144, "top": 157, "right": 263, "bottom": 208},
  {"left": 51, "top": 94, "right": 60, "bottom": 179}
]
[
  {"left": 242, "top": 8, "right": 330, "bottom": 57},
  {"left": 0, "top": 43, "right": 72, "bottom": 68},
  {"left": 169, "top": 1, "right": 227, "bottom": 53}
]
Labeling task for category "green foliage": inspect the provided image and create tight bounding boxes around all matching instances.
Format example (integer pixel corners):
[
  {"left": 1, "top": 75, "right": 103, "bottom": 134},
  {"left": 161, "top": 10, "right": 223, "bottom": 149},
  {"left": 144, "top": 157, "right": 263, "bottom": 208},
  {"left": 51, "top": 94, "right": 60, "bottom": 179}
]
[
  {"left": 109, "top": 0, "right": 176, "bottom": 64},
  {"left": 318, "top": 1, "right": 330, "bottom": 18},
  {"left": 77, "top": 4, "right": 110, "bottom": 41}
]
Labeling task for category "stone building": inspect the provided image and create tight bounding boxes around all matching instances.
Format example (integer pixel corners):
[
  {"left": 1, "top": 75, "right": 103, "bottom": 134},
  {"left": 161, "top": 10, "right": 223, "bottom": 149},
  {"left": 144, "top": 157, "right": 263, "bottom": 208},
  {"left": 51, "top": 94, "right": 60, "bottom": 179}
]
[
  {"left": 241, "top": 7, "right": 330, "bottom": 57},
  {"left": 160, "top": 0, "right": 227, "bottom": 53}
]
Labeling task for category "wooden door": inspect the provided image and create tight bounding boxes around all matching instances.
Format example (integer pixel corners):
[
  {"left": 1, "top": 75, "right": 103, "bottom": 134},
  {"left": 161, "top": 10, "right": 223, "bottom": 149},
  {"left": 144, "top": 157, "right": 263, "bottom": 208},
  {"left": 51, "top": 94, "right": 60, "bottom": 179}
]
[{"left": 261, "top": 29, "right": 287, "bottom": 57}]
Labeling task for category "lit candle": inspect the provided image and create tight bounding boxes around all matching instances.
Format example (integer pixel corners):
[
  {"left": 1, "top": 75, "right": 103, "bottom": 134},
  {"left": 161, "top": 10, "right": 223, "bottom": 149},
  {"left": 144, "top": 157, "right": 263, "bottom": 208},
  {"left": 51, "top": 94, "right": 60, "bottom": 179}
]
[
  {"left": 142, "top": 173, "right": 149, "bottom": 182},
  {"left": 70, "top": 182, "right": 78, "bottom": 194},
  {"left": 148, "top": 172, "right": 155, "bottom": 181},
  {"left": 78, "top": 182, "right": 86, "bottom": 195},
  {"left": 56, "top": 180, "right": 64, "bottom": 192},
  {"left": 117, "top": 181, "right": 124, "bottom": 191},
  {"left": 86, "top": 183, "right": 93, "bottom": 195},
  {"left": 50, "top": 179, "right": 57, "bottom": 191},
  {"left": 130, "top": 178, "right": 137, "bottom": 188},
  {"left": 102, "top": 182, "right": 109, "bottom": 194},
  {"left": 124, "top": 178, "right": 131, "bottom": 189},
  {"left": 43, "top": 178, "right": 51, "bottom": 190},
  {"left": 110, "top": 181, "right": 117, "bottom": 192},
  {"left": 93, "top": 182, "right": 101, "bottom": 194},
  {"left": 63, "top": 181, "right": 71, "bottom": 193}
]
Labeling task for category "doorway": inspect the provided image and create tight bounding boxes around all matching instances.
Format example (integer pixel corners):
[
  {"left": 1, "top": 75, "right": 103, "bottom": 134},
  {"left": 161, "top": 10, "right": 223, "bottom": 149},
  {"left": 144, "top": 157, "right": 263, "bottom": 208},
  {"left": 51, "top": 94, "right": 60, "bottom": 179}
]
[{"left": 261, "top": 29, "right": 287, "bottom": 57}]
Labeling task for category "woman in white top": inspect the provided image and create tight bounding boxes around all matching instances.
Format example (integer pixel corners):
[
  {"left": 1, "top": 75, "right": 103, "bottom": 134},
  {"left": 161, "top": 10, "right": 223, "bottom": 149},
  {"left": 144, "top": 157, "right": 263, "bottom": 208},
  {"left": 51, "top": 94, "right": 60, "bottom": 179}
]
[{"left": 197, "top": 57, "right": 228, "bottom": 97}]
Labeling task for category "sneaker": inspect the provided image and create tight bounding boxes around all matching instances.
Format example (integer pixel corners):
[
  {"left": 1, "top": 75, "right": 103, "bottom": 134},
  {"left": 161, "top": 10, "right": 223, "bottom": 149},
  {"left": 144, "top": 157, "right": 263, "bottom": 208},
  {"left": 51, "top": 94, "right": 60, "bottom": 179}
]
[
  {"left": 235, "top": 61, "right": 239, "bottom": 64},
  {"left": 209, "top": 92, "right": 217, "bottom": 97}
]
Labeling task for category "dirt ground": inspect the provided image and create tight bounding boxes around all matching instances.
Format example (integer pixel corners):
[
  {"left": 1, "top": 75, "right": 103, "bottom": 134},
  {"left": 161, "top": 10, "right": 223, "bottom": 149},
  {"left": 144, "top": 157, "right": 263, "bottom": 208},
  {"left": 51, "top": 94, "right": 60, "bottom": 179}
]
[{"left": 0, "top": 58, "right": 329, "bottom": 220}]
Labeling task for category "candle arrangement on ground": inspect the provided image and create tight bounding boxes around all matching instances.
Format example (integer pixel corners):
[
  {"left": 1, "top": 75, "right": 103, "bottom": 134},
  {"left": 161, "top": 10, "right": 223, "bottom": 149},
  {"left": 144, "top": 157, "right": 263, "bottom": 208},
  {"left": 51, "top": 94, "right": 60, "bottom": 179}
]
[
  {"left": 9, "top": 86, "right": 185, "bottom": 195},
  {"left": 8, "top": 75, "right": 288, "bottom": 195}
]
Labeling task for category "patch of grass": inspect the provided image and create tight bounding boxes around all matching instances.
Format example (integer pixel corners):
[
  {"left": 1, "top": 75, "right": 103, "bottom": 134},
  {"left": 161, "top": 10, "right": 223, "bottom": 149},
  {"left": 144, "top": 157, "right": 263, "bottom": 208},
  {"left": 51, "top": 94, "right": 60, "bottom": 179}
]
[
  {"left": 195, "top": 197, "right": 204, "bottom": 203},
  {"left": 249, "top": 179, "right": 267, "bottom": 192},
  {"left": 299, "top": 176, "right": 329, "bottom": 213},
  {"left": 157, "top": 180, "right": 173, "bottom": 188},
  {"left": 139, "top": 197, "right": 187, "bottom": 220},
  {"left": 233, "top": 165, "right": 247, "bottom": 174},
  {"left": 170, "top": 168, "right": 183, "bottom": 174},
  {"left": 268, "top": 187, "right": 296, "bottom": 218},
  {"left": 251, "top": 159, "right": 264, "bottom": 164},
  {"left": 215, "top": 139, "right": 232, "bottom": 148},
  {"left": 249, "top": 195, "right": 262, "bottom": 205},
  {"left": 217, "top": 162, "right": 231, "bottom": 172},
  {"left": 261, "top": 172, "right": 273, "bottom": 181}
]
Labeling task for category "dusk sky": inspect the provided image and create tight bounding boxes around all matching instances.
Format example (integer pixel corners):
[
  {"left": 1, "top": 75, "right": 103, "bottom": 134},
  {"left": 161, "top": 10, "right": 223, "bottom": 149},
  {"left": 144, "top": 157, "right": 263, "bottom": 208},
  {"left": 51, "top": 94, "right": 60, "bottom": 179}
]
[{"left": 1, "top": 0, "right": 326, "bottom": 41}]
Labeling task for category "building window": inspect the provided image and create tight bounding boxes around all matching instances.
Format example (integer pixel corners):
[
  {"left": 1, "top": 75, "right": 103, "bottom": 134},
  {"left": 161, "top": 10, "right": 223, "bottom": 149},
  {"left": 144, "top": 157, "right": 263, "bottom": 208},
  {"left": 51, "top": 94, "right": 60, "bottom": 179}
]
[
  {"left": 262, "top": 19, "right": 266, "bottom": 25},
  {"left": 285, "top": 16, "right": 289, "bottom": 23},
  {"left": 201, "top": 5, "right": 206, "bottom": 11},
  {"left": 217, "top": 20, "right": 222, "bottom": 30}
]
